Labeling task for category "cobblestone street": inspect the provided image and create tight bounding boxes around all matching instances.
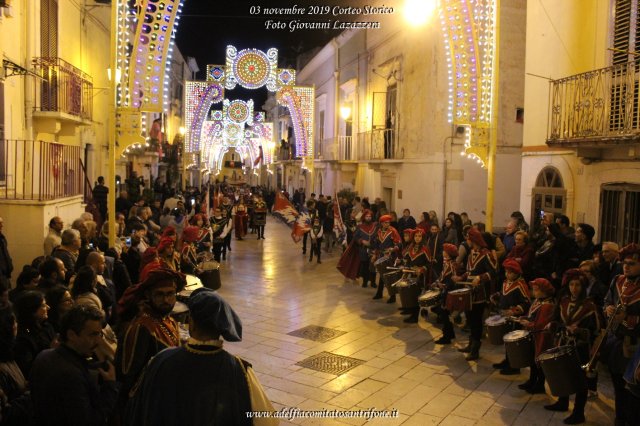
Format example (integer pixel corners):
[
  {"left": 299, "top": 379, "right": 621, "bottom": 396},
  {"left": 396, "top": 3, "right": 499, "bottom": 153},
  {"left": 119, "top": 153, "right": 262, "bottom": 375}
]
[{"left": 215, "top": 217, "right": 615, "bottom": 425}]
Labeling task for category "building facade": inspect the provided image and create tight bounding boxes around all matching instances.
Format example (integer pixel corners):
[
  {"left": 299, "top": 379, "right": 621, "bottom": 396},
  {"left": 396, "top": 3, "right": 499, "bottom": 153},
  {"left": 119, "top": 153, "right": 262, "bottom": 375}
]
[
  {"left": 289, "top": 3, "right": 526, "bottom": 226},
  {"left": 521, "top": 0, "right": 640, "bottom": 244}
]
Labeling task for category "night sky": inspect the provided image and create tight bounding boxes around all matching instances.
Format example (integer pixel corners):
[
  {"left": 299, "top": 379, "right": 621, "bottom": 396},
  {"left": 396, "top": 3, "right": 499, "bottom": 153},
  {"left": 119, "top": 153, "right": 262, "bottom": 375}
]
[{"left": 175, "top": 0, "right": 377, "bottom": 108}]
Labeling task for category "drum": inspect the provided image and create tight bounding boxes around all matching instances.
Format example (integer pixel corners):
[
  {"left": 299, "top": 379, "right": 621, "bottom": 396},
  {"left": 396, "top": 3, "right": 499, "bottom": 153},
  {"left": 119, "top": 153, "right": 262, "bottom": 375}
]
[
  {"left": 418, "top": 289, "right": 442, "bottom": 308},
  {"left": 445, "top": 288, "right": 472, "bottom": 312},
  {"left": 383, "top": 271, "right": 401, "bottom": 297},
  {"left": 373, "top": 256, "right": 391, "bottom": 274},
  {"left": 197, "top": 260, "right": 221, "bottom": 290},
  {"left": 177, "top": 274, "right": 204, "bottom": 302},
  {"left": 398, "top": 282, "right": 421, "bottom": 309},
  {"left": 171, "top": 301, "right": 189, "bottom": 323},
  {"left": 537, "top": 345, "right": 586, "bottom": 396},
  {"left": 393, "top": 276, "right": 417, "bottom": 288},
  {"left": 485, "top": 315, "right": 509, "bottom": 345},
  {"left": 503, "top": 330, "right": 534, "bottom": 368}
]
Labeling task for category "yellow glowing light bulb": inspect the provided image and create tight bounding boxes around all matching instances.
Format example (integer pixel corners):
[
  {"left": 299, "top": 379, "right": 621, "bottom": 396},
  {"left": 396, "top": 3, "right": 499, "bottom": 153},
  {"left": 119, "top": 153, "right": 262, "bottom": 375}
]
[{"left": 404, "top": 0, "right": 437, "bottom": 27}]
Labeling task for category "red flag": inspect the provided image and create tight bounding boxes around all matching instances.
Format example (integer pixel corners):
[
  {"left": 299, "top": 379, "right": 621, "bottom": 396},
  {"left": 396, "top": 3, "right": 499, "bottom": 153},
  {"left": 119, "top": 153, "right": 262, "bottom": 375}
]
[
  {"left": 291, "top": 213, "right": 311, "bottom": 243},
  {"left": 332, "top": 193, "right": 346, "bottom": 244},
  {"left": 272, "top": 191, "right": 299, "bottom": 225}
]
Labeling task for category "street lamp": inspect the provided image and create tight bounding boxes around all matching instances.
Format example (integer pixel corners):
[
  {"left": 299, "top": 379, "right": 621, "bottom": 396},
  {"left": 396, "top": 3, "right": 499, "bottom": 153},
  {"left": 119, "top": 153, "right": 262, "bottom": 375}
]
[
  {"left": 179, "top": 126, "right": 186, "bottom": 135},
  {"left": 404, "top": 0, "right": 437, "bottom": 26},
  {"left": 340, "top": 105, "right": 352, "bottom": 120}
]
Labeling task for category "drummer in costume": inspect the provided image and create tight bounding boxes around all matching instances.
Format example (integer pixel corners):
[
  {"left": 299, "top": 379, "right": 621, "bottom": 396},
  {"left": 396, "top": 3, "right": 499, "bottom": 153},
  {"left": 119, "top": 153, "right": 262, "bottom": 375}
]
[
  {"left": 601, "top": 243, "right": 640, "bottom": 426},
  {"left": 517, "top": 278, "right": 556, "bottom": 394},
  {"left": 157, "top": 236, "right": 179, "bottom": 272},
  {"left": 115, "top": 268, "right": 186, "bottom": 417},
  {"left": 491, "top": 259, "right": 531, "bottom": 374},
  {"left": 180, "top": 226, "right": 200, "bottom": 275},
  {"left": 454, "top": 227, "right": 497, "bottom": 361},
  {"left": 210, "top": 207, "right": 232, "bottom": 262},
  {"left": 398, "top": 228, "right": 432, "bottom": 323},
  {"left": 371, "top": 215, "right": 402, "bottom": 302},
  {"left": 353, "top": 210, "right": 377, "bottom": 289},
  {"left": 543, "top": 269, "right": 601, "bottom": 424},
  {"left": 433, "top": 243, "right": 460, "bottom": 344},
  {"left": 233, "top": 201, "right": 249, "bottom": 240},
  {"left": 191, "top": 214, "right": 212, "bottom": 253},
  {"left": 391, "top": 228, "right": 415, "bottom": 311},
  {"left": 253, "top": 195, "right": 268, "bottom": 240}
]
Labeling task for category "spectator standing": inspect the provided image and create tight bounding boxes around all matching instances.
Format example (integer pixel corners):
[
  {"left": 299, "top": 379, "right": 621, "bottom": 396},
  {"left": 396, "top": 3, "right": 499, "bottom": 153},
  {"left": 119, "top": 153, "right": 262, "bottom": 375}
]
[
  {"left": 92, "top": 176, "right": 109, "bottom": 221},
  {"left": 43, "top": 217, "right": 64, "bottom": 256}
]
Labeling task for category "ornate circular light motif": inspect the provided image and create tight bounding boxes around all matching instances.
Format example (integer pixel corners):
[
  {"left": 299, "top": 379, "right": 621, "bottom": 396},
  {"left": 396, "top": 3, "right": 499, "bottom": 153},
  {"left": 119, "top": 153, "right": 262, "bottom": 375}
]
[
  {"left": 228, "top": 100, "right": 250, "bottom": 123},
  {"left": 233, "top": 49, "right": 271, "bottom": 89}
]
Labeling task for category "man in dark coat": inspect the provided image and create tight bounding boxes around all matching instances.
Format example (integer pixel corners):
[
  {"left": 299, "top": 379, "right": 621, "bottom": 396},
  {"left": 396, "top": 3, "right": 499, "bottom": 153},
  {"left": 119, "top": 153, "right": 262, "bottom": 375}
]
[
  {"left": 92, "top": 176, "right": 109, "bottom": 221},
  {"left": 30, "top": 305, "right": 118, "bottom": 425},
  {"left": 397, "top": 209, "right": 417, "bottom": 235}
]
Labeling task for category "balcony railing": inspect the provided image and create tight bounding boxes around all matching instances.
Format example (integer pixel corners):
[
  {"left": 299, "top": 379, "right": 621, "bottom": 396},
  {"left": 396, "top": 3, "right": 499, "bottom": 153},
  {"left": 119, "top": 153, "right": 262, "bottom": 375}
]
[
  {"left": 32, "top": 57, "right": 93, "bottom": 121},
  {"left": 0, "top": 139, "right": 83, "bottom": 201},
  {"left": 337, "top": 136, "right": 354, "bottom": 161},
  {"left": 548, "top": 61, "right": 640, "bottom": 145}
]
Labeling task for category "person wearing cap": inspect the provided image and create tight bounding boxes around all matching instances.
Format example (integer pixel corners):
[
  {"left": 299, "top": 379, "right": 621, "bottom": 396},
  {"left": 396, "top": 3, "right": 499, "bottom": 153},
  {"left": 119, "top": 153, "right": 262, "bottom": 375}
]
[
  {"left": 126, "top": 289, "right": 277, "bottom": 426},
  {"left": 491, "top": 258, "right": 531, "bottom": 375},
  {"left": 453, "top": 227, "right": 497, "bottom": 360},
  {"left": 115, "top": 269, "right": 186, "bottom": 415},
  {"left": 517, "top": 278, "right": 556, "bottom": 394},
  {"left": 371, "top": 214, "right": 402, "bottom": 301},
  {"left": 210, "top": 207, "right": 232, "bottom": 261},
  {"left": 353, "top": 209, "right": 377, "bottom": 288},
  {"left": 544, "top": 269, "right": 601, "bottom": 424},
  {"left": 433, "top": 243, "right": 461, "bottom": 344},
  {"left": 397, "top": 228, "right": 432, "bottom": 323},
  {"left": 156, "top": 237, "right": 179, "bottom": 272},
  {"left": 602, "top": 243, "right": 640, "bottom": 425},
  {"left": 575, "top": 223, "right": 595, "bottom": 263}
]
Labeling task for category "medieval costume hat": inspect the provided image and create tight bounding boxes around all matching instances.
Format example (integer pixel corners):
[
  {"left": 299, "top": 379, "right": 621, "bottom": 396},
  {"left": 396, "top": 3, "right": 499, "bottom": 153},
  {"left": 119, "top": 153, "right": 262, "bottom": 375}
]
[
  {"left": 502, "top": 259, "right": 522, "bottom": 275},
  {"left": 442, "top": 243, "right": 459, "bottom": 259},
  {"left": 188, "top": 288, "right": 242, "bottom": 342},
  {"left": 467, "top": 227, "right": 487, "bottom": 248},
  {"left": 620, "top": 243, "right": 640, "bottom": 261},
  {"left": 379, "top": 215, "right": 392, "bottom": 223},
  {"left": 182, "top": 226, "right": 200, "bottom": 243},
  {"left": 530, "top": 278, "right": 555, "bottom": 296}
]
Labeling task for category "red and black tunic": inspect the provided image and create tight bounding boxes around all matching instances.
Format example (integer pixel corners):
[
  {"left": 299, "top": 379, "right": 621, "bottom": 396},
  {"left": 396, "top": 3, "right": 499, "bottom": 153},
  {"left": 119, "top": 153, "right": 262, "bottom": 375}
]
[
  {"left": 523, "top": 297, "right": 556, "bottom": 357},
  {"left": 498, "top": 277, "right": 531, "bottom": 316},
  {"left": 461, "top": 248, "right": 497, "bottom": 304},
  {"left": 403, "top": 243, "right": 432, "bottom": 287}
]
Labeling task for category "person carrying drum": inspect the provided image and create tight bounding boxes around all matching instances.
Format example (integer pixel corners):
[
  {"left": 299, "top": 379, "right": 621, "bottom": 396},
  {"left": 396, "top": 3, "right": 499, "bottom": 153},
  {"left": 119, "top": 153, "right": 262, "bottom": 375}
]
[
  {"left": 517, "top": 278, "right": 556, "bottom": 394},
  {"left": 353, "top": 210, "right": 377, "bottom": 289},
  {"left": 386, "top": 228, "right": 416, "bottom": 311},
  {"left": 491, "top": 259, "right": 531, "bottom": 374},
  {"left": 453, "top": 227, "right": 497, "bottom": 361},
  {"left": 433, "top": 243, "right": 461, "bottom": 344},
  {"left": 601, "top": 243, "right": 640, "bottom": 426},
  {"left": 180, "top": 226, "right": 200, "bottom": 275},
  {"left": 542, "top": 269, "right": 601, "bottom": 424},
  {"left": 397, "top": 228, "right": 432, "bottom": 323},
  {"left": 371, "top": 215, "right": 401, "bottom": 302}
]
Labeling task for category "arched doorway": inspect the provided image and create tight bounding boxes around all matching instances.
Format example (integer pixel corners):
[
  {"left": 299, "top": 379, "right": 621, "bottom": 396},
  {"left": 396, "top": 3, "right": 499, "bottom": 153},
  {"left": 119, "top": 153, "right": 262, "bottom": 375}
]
[{"left": 531, "top": 166, "right": 566, "bottom": 229}]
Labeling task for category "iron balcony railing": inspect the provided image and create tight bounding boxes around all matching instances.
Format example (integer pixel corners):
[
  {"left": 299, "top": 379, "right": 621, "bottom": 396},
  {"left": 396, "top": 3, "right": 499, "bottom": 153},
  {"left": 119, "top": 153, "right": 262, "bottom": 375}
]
[
  {"left": 356, "top": 129, "right": 398, "bottom": 160},
  {"left": 0, "top": 139, "right": 83, "bottom": 201},
  {"left": 32, "top": 57, "right": 93, "bottom": 121},
  {"left": 548, "top": 61, "right": 640, "bottom": 144}
]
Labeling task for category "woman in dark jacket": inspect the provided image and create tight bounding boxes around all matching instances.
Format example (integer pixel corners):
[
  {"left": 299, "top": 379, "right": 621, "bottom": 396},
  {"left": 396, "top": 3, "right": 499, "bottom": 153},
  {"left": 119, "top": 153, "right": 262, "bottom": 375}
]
[{"left": 12, "top": 291, "right": 57, "bottom": 377}]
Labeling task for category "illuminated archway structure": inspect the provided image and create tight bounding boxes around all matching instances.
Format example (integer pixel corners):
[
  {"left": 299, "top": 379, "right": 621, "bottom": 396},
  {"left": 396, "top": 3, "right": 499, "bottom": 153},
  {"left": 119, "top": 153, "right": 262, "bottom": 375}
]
[
  {"left": 184, "top": 45, "right": 314, "bottom": 176},
  {"left": 439, "top": 0, "right": 498, "bottom": 168}
]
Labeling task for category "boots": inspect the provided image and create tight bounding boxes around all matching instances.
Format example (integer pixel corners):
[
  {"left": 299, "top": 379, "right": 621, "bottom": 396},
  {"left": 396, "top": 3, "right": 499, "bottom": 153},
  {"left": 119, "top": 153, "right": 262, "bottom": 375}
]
[
  {"left": 373, "top": 280, "right": 384, "bottom": 300},
  {"left": 403, "top": 308, "right": 419, "bottom": 323},
  {"left": 465, "top": 339, "right": 481, "bottom": 361},
  {"left": 544, "top": 397, "right": 569, "bottom": 412},
  {"left": 563, "top": 390, "right": 587, "bottom": 424},
  {"left": 386, "top": 294, "right": 396, "bottom": 304},
  {"left": 435, "top": 320, "right": 455, "bottom": 344}
]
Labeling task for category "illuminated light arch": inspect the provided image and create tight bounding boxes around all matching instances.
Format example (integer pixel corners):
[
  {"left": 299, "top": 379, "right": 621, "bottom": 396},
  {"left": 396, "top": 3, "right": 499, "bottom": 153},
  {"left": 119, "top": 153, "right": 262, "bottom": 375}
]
[
  {"left": 183, "top": 45, "right": 314, "bottom": 176},
  {"left": 439, "top": 0, "right": 497, "bottom": 167}
]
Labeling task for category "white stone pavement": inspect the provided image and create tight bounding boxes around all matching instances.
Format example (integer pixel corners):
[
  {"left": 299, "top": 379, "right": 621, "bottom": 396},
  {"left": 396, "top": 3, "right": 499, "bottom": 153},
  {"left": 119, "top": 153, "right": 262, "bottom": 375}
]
[{"left": 214, "top": 216, "right": 615, "bottom": 425}]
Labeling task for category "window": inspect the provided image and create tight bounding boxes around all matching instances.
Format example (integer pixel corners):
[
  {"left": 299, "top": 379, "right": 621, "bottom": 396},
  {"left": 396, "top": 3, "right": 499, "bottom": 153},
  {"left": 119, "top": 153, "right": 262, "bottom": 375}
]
[
  {"left": 531, "top": 167, "right": 566, "bottom": 230},
  {"left": 600, "top": 183, "right": 640, "bottom": 244},
  {"left": 612, "top": 0, "right": 640, "bottom": 66}
]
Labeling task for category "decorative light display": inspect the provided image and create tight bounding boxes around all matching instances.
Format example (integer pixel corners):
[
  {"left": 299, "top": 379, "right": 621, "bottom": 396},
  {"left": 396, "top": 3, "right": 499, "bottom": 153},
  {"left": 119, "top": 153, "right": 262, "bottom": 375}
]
[
  {"left": 224, "top": 99, "right": 254, "bottom": 125},
  {"left": 277, "top": 68, "right": 296, "bottom": 86},
  {"left": 127, "top": 0, "right": 182, "bottom": 112},
  {"left": 276, "top": 86, "right": 315, "bottom": 158},
  {"left": 439, "top": 0, "right": 497, "bottom": 166},
  {"left": 183, "top": 46, "right": 314, "bottom": 171},
  {"left": 225, "top": 46, "right": 278, "bottom": 91},
  {"left": 206, "top": 65, "right": 225, "bottom": 82}
]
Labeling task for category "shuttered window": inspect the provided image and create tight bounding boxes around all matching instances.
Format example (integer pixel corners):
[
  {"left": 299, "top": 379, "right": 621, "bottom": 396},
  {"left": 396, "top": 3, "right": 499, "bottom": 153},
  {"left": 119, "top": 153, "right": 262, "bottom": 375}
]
[
  {"left": 40, "top": 0, "right": 58, "bottom": 58},
  {"left": 600, "top": 184, "right": 640, "bottom": 245}
]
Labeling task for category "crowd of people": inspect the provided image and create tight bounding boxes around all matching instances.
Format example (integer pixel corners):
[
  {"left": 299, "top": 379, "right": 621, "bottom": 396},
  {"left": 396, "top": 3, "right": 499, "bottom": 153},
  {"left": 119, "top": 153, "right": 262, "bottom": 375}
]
[
  {"left": 1, "top": 180, "right": 639, "bottom": 425},
  {"left": 332, "top": 200, "right": 640, "bottom": 425},
  {"left": 0, "top": 181, "right": 280, "bottom": 425}
]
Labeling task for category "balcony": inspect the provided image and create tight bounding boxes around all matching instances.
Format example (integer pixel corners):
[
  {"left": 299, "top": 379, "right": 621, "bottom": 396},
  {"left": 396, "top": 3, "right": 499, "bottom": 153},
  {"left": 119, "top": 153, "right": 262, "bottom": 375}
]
[
  {"left": 32, "top": 57, "right": 93, "bottom": 130},
  {"left": 0, "top": 139, "right": 83, "bottom": 201},
  {"left": 547, "top": 61, "right": 640, "bottom": 147}
]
